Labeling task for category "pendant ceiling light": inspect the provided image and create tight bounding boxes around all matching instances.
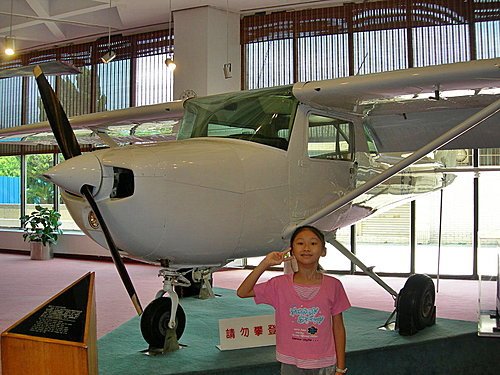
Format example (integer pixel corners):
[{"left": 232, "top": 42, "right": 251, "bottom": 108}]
[
  {"left": 101, "top": 0, "right": 116, "bottom": 63},
  {"left": 223, "top": 0, "right": 232, "bottom": 79},
  {"left": 165, "top": 0, "right": 176, "bottom": 71},
  {"left": 4, "top": 0, "right": 15, "bottom": 56}
]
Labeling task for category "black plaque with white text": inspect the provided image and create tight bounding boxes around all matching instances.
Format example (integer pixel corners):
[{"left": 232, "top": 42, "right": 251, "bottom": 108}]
[{"left": 9, "top": 273, "right": 90, "bottom": 342}]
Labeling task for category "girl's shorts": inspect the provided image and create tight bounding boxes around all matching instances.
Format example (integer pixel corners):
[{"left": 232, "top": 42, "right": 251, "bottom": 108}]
[{"left": 280, "top": 363, "right": 337, "bottom": 375}]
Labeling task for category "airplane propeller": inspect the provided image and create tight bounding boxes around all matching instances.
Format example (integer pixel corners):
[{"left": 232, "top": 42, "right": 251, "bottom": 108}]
[
  {"left": 34, "top": 66, "right": 81, "bottom": 160},
  {"left": 34, "top": 66, "right": 143, "bottom": 315}
]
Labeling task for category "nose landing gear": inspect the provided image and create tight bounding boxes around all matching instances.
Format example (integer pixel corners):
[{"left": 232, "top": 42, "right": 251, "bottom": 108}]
[
  {"left": 140, "top": 264, "right": 216, "bottom": 353},
  {"left": 140, "top": 268, "right": 190, "bottom": 353},
  {"left": 140, "top": 295, "right": 186, "bottom": 351}
]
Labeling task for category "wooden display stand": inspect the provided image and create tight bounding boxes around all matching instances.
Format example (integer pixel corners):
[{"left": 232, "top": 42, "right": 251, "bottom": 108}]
[{"left": 1, "top": 272, "right": 97, "bottom": 375}]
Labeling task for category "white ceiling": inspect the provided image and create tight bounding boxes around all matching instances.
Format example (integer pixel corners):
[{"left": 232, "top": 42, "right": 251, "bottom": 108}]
[{"left": 0, "top": 0, "right": 344, "bottom": 55}]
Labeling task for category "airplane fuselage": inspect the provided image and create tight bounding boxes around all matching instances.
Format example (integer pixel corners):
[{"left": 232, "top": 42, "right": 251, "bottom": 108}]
[
  {"left": 57, "top": 138, "right": 289, "bottom": 266},
  {"left": 44, "top": 85, "right": 452, "bottom": 267}
]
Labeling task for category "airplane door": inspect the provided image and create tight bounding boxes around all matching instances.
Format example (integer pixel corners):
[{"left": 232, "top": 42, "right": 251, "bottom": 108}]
[{"left": 289, "top": 108, "right": 357, "bottom": 229}]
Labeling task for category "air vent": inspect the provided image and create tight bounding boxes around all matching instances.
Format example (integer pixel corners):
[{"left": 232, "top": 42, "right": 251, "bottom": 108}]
[{"left": 111, "top": 167, "right": 134, "bottom": 198}]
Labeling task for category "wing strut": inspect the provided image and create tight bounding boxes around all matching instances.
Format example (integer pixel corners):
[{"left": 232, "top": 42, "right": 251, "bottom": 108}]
[
  {"left": 284, "top": 98, "right": 500, "bottom": 238},
  {"left": 325, "top": 233, "right": 398, "bottom": 298}
]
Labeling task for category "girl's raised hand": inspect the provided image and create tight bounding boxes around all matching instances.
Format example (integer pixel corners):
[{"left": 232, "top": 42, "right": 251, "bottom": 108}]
[{"left": 262, "top": 248, "right": 291, "bottom": 267}]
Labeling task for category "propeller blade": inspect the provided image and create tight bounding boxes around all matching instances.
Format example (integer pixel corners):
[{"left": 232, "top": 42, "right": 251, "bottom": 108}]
[
  {"left": 33, "top": 65, "right": 81, "bottom": 160},
  {"left": 81, "top": 185, "right": 143, "bottom": 315},
  {"left": 33, "top": 66, "right": 142, "bottom": 316}
]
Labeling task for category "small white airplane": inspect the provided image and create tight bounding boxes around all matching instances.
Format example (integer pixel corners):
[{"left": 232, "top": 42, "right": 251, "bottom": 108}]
[{"left": 1, "top": 59, "right": 499, "bottom": 348}]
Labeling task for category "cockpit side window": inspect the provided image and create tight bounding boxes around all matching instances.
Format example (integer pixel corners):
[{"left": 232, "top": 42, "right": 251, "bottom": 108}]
[
  {"left": 178, "top": 86, "right": 298, "bottom": 151},
  {"left": 307, "top": 114, "right": 354, "bottom": 161}
]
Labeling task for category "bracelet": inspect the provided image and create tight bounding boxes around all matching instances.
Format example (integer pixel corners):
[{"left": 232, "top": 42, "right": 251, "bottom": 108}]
[{"left": 336, "top": 366, "right": 348, "bottom": 374}]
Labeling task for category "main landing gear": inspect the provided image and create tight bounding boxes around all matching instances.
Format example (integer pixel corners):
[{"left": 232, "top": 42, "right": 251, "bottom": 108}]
[
  {"left": 396, "top": 273, "right": 436, "bottom": 335},
  {"left": 140, "top": 263, "right": 215, "bottom": 353},
  {"left": 326, "top": 234, "right": 436, "bottom": 336}
]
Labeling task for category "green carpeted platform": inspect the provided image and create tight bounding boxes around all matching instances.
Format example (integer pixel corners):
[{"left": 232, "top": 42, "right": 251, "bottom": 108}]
[{"left": 98, "top": 288, "right": 500, "bottom": 375}]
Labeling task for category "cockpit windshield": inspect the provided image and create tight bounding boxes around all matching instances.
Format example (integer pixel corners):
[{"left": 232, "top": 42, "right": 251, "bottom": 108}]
[{"left": 178, "top": 86, "right": 298, "bottom": 150}]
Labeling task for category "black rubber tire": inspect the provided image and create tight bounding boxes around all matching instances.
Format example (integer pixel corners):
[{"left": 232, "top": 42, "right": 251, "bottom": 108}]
[
  {"left": 140, "top": 297, "right": 186, "bottom": 348},
  {"left": 397, "top": 274, "right": 436, "bottom": 335}
]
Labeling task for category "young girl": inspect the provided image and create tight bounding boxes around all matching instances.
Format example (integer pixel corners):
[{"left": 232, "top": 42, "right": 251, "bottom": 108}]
[{"left": 237, "top": 225, "right": 350, "bottom": 375}]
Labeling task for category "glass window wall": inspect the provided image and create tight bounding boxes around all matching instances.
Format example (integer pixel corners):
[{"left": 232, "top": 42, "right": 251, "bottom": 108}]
[
  {"left": 0, "top": 156, "right": 21, "bottom": 228},
  {"left": 356, "top": 203, "right": 411, "bottom": 274},
  {"left": 25, "top": 154, "right": 54, "bottom": 207},
  {"left": 136, "top": 54, "right": 174, "bottom": 105},
  {"left": 245, "top": 40, "right": 294, "bottom": 90},
  {"left": 415, "top": 175, "right": 474, "bottom": 275},
  {"left": 298, "top": 34, "right": 349, "bottom": 80},
  {"left": 478, "top": 173, "right": 500, "bottom": 276}
]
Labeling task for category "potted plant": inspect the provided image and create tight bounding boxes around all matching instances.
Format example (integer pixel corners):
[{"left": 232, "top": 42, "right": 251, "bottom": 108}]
[{"left": 21, "top": 205, "right": 63, "bottom": 260}]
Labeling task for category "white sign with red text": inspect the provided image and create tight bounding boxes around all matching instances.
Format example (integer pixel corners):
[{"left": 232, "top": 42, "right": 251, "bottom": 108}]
[{"left": 217, "top": 314, "right": 276, "bottom": 350}]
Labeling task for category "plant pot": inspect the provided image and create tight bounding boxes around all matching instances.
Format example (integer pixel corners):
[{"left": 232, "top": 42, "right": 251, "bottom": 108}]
[{"left": 30, "top": 242, "right": 53, "bottom": 260}]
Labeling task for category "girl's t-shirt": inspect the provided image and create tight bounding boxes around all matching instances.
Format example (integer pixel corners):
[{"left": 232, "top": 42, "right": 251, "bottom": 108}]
[{"left": 254, "top": 273, "right": 350, "bottom": 369}]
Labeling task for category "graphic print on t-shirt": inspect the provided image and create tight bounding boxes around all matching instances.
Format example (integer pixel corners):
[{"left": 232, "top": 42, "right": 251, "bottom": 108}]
[{"left": 289, "top": 306, "right": 325, "bottom": 342}]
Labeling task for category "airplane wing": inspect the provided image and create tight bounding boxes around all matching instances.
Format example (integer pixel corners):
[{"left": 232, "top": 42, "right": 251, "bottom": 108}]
[
  {"left": 0, "top": 61, "right": 82, "bottom": 79},
  {"left": 0, "top": 100, "right": 185, "bottom": 147},
  {"left": 293, "top": 59, "right": 499, "bottom": 109},
  {"left": 3, "top": 59, "right": 497, "bottom": 150},
  {"left": 293, "top": 58, "right": 500, "bottom": 152},
  {"left": 363, "top": 94, "right": 499, "bottom": 152}
]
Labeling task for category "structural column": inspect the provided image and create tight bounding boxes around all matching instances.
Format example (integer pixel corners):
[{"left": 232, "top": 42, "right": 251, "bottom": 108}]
[{"left": 173, "top": 6, "right": 241, "bottom": 99}]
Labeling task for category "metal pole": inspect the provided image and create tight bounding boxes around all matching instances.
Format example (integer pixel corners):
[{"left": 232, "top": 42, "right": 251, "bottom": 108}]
[
  {"left": 437, "top": 188, "right": 444, "bottom": 293},
  {"left": 410, "top": 200, "right": 416, "bottom": 274}
]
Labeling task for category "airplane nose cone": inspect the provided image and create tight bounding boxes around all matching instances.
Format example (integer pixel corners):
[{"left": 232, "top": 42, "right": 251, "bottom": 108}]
[{"left": 42, "top": 153, "right": 103, "bottom": 196}]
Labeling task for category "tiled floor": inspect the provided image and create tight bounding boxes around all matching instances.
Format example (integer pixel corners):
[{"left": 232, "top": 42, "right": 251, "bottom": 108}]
[{"left": 0, "top": 252, "right": 495, "bottom": 338}]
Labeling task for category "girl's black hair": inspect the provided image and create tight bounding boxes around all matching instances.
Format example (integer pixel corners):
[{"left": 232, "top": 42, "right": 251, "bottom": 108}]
[{"left": 290, "top": 225, "right": 325, "bottom": 248}]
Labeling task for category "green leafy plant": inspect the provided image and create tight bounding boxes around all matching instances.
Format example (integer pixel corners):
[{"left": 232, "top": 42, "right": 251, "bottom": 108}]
[{"left": 21, "top": 205, "right": 63, "bottom": 246}]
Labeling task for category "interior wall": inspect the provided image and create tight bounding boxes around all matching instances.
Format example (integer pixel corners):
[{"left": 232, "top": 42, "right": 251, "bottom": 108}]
[{"left": 0, "top": 230, "right": 109, "bottom": 257}]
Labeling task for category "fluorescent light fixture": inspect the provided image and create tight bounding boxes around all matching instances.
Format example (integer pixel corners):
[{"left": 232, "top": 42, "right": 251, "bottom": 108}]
[
  {"left": 4, "top": 36, "right": 15, "bottom": 56},
  {"left": 165, "top": 57, "right": 176, "bottom": 71},
  {"left": 101, "top": 49, "right": 116, "bottom": 64}
]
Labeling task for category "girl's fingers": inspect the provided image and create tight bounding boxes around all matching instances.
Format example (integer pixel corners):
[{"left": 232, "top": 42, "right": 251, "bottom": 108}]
[
  {"left": 281, "top": 247, "right": 292, "bottom": 256},
  {"left": 266, "top": 248, "right": 291, "bottom": 264},
  {"left": 281, "top": 248, "right": 293, "bottom": 262}
]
